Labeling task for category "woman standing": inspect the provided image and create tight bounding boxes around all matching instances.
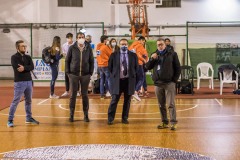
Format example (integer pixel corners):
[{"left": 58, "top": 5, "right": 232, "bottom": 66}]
[
  {"left": 110, "top": 38, "right": 120, "bottom": 53},
  {"left": 49, "top": 36, "right": 63, "bottom": 98}
]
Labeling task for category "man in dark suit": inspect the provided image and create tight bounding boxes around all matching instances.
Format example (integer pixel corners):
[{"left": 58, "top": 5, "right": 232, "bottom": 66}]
[{"left": 107, "top": 38, "right": 138, "bottom": 125}]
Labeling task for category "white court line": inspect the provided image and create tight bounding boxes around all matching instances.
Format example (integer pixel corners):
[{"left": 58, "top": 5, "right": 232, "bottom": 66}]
[
  {"left": 178, "top": 114, "right": 240, "bottom": 119},
  {"left": 0, "top": 145, "right": 81, "bottom": 156},
  {"left": 36, "top": 98, "right": 222, "bottom": 107},
  {"left": 37, "top": 98, "right": 50, "bottom": 105},
  {"left": 0, "top": 113, "right": 69, "bottom": 119},
  {"left": 58, "top": 104, "right": 198, "bottom": 114},
  {"left": 214, "top": 98, "right": 223, "bottom": 106},
  {"left": 0, "top": 112, "right": 240, "bottom": 119},
  {"left": 38, "top": 103, "right": 219, "bottom": 106},
  {"left": 177, "top": 104, "right": 198, "bottom": 112},
  {"left": 0, "top": 151, "right": 15, "bottom": 155}
]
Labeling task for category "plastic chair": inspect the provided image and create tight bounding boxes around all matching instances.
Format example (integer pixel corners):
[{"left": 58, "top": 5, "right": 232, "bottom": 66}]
[
  {"left": 219, "top": 69, "right": 238, "bottom": 95},
  {"left": 196, "top": 62, "right": 214, "bottom": 90}
]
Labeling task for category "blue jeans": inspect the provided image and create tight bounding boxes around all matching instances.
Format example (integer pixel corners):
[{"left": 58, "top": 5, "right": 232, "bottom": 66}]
[
  {"left": 99, "top": 67, "right": 110, "bottom": 95},
  {"left": 135, "top": 65, "right": 144, "bottom": 92},
  {"left": 8, "top": 81, "right": 33, "bottom": 121},
  {"left": 50, "top": 64, "right": 59, "bottom": 95}
]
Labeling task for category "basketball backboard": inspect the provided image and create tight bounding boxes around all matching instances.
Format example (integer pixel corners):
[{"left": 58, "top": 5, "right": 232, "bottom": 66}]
[{"left": 110, "top": 0, "right": 162, "bottom": 5}]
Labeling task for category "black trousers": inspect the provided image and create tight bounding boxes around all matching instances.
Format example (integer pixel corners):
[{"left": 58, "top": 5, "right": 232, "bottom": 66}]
[
  {"left": 65, "top": 73, "right": 80, "bottom": 92},
  {"left": 108, "top": 78, "right": 132, "bottom": 122},
  {"left": 68, "top": 74, "right": 90, "bottom": 117},
  {"left": 65, "top": 73, "right": 70, "bottom": 91}
]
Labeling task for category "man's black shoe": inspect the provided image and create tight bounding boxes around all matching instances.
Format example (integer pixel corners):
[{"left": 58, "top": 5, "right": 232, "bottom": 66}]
[
  {"left": 84, "top": 115, "right": 90, "bottom": 122},
  {"left": 69, "top": 116, "right": 74, "bottom": 122},
  {"left": 121, "top": 119, "right": 129, "bottom": 124},
  {"left": 108, "top": 121, "right": 114, "bottom": 125}
]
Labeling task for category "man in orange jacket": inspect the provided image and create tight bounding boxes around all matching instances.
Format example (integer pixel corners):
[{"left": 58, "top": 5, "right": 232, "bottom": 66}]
[
  {"left": 96, "top": 35, "right": 113, "bottom": 99},
  {"left": 128, "top": 36, "right": 148, "bottom": 101}
]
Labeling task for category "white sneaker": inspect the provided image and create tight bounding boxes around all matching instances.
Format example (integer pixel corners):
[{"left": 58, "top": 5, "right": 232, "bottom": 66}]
[
  {"left": 61, "top": 91, "right": 69, "bottom": 97},
  {"left": 77, "top": 92, "right": 81, "bottom": 96},
  {"left": 49, "top": 94, "right": 59, "bottom": 99},
  {"left": 106, "top": 91, "right": 111, "bottom": 97},
  {"left": 132, "top": 93, "right": 141, "bottom": 101}
]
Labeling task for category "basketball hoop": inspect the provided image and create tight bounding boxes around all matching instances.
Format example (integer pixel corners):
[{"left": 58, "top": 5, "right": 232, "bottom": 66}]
[
  {"left": 110, "top": 0, "right": 162, "bottom": 39},
  {"left": 110, "top": 0, "right": 162, "bottom": 5}
]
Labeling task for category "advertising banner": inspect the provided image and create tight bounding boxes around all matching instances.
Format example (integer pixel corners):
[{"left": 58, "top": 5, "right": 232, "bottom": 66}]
[{"left": 32, "top": 58, "right": 65, "bottom": 81}]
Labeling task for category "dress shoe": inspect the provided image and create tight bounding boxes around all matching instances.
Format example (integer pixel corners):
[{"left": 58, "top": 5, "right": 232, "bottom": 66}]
[
  {"left": 121, "top": 119, "right": 129, "bottom": 124},
  {"left": 108, "top": 121, "right": 114, "bottom": 125},
  {"left": 69, "top": 117, "right": 74, "bottom": 122},
  {"left": 84, "top": 115, "right": 90, "bottom": 122}
]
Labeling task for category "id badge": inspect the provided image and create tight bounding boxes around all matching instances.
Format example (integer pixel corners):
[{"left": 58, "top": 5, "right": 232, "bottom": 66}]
[
  {"left": 121, "top": 66, "right": 125, "bottom": 72},
  {"left": 96, "top": 50, "right": 101, "bottom": 55},
  {"left": 157, "top": 65, "right": 161, "bottom": 70}
]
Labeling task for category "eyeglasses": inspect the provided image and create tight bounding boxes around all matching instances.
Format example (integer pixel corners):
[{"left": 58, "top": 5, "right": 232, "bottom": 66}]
[
  {"left": 157, "top": 43, "right": 165, "bottom": 47},
  {"left": 77, "top": 37, "right": 84, "bottom": 39},
  {"left": 120, "top": 44, "right": 128, "bottom": 46},
  {"left": 20, "top": 45, "right": 27, "bottom": 48}
]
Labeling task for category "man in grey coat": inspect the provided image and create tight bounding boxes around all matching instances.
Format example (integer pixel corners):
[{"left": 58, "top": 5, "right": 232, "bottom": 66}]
[{"left": 107, "top": 38, "right": 138, "bottom": 125}]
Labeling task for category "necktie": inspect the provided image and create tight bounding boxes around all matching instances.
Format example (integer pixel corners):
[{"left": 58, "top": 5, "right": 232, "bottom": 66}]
[{"left": 122, "top": 52, "right": 127, "bottom": 76}]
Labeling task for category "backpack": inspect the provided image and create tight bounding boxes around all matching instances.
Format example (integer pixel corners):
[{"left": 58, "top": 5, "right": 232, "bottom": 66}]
[
  {"left": 93, "top": 78, "right": 100, "bottom": 94},
  {"left": 42, "top": 46, "right": 51, "bottom": 64},
  {"left": 180, "top": 80, "right": 192, "bottom": 94},
  {"left": 233, "top": 89, "right": 240, "bottom": 95}
]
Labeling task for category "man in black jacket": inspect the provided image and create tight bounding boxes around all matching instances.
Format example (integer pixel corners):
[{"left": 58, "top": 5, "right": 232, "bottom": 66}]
[
  {"left": 7, "top": 40, "right": 39, "bottom": 127},
  {"left": 107, "top": 38, "right": 138, "bottom": 125},
  {"left": 165, "top": 38, "right": 174, "bottom": 51},
  {"left": 146, "top": 38, "right": 181, "bottom": 130},
  {"left": 65, "top": 32, "right": 94, "bottom": 122}
]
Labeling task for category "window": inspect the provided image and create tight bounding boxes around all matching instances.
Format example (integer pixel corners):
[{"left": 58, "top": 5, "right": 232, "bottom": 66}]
[
  {"left": 156, "top": 0, "right": 181, "bottom": 8},
  {"left": 58, "top": 0, "right": 83, "bottom": 7}
]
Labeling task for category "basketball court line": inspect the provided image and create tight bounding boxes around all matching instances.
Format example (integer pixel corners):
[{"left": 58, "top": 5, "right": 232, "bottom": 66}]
[
  {"left": 0, "top": 151, "right": 14, "bottom": 155},
  {"left": 36, "top": 98, "right": 225, "bottom": 107},
  {"left": 0, "top": 112, "right": 240, "bottom": 119},
  {"left": 58, "top": 104, "right": 199, "bottom": 114},
  {"left": 37, "top": 98, "right": 50, "bottom": 105},
  {"left": 0, "top": 99, "right": 235, "bottom": 120},
  {"left": 37, "top": 103, "right": 198, "bottom": 106},
  {"left": 36, "top": 102, "right": 222, "bottom": 106},
  {"left": 214, "top": 98, "right": 223, "bottom": 106}
]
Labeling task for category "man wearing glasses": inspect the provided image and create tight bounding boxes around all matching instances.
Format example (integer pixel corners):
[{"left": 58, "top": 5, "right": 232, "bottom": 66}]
[
  {"left": 107, "top": 39, "right": 138, "bottom": 125},
  {"left": 145, "top": 38, "right": 181, "bottom": 131},
  {"left": 65, "top": 32, "right": 94, "bottom": 123},
  {"left": 7, "top": 40, "right": 39, "bottom": 127}
]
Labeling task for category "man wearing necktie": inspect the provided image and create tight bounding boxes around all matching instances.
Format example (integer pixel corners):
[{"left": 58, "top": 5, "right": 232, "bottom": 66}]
[{"left": 107, "top": 39, "right": 138, "bottom": 125}]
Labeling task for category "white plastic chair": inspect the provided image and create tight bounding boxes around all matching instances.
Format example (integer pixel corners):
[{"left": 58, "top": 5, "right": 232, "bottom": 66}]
[
  {"left": 219, "top": 69, "right": 238, "bottom": 95},
  {"left": 196, "top": 62, "right": 214, "bottom": 90}
]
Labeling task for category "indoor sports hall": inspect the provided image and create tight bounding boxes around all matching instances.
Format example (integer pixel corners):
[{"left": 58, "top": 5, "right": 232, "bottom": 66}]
[{"left": 1, "top": 0, "right": 240, "bottom": 159}]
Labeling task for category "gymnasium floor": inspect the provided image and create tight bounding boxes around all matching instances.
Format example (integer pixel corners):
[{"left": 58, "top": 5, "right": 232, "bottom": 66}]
[{"left": 0, "top": 88, "right": 240, "bottom": 159}]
